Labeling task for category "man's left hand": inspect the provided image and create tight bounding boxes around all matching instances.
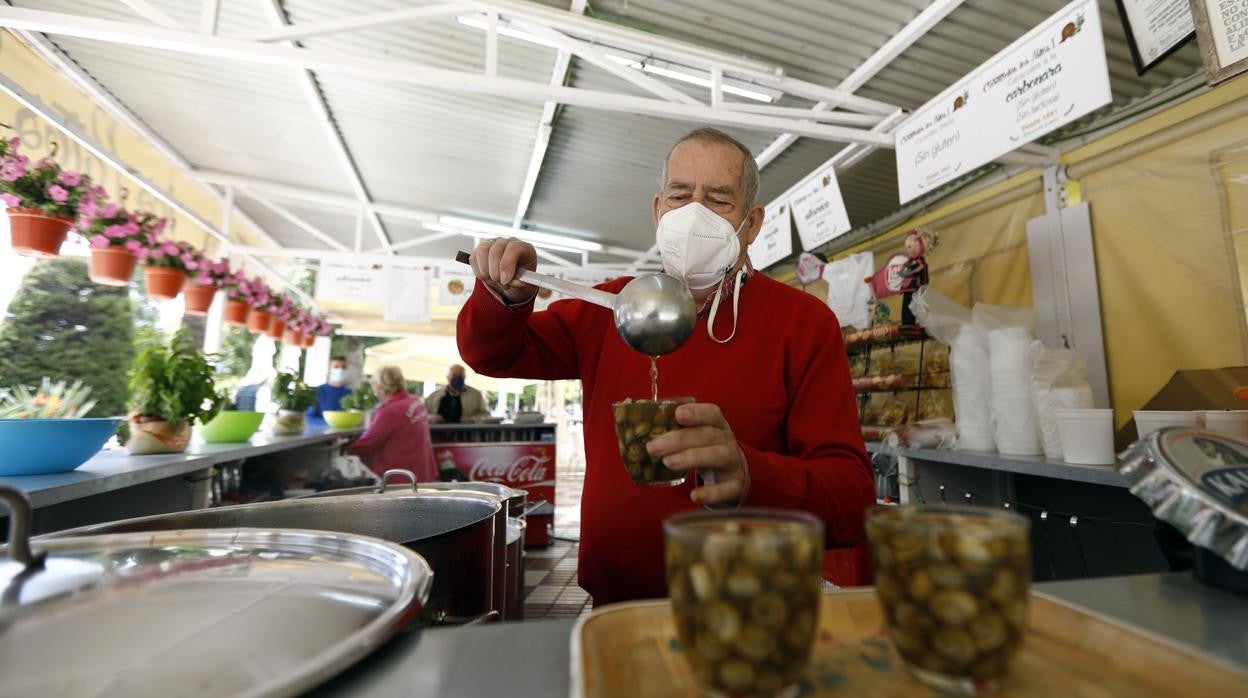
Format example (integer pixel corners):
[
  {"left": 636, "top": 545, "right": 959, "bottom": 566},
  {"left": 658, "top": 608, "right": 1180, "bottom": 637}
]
[{"left": 646, "top": 403, "right": 747, "bottom": 506}]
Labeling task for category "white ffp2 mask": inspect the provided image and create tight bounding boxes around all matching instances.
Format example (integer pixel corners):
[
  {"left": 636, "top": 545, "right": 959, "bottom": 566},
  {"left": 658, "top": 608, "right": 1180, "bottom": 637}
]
[{"left": 656, "top": 203, "right": 744, "bottom": 291}]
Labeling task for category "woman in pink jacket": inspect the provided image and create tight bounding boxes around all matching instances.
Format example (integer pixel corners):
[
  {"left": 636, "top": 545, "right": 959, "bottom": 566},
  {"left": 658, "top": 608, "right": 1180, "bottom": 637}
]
[{"left": 346, "top": 365, "right": 437, "bottom": 481}]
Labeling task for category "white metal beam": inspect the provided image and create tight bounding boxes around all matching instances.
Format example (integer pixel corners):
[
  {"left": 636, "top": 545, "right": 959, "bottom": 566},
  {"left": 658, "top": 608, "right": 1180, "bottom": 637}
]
[
  {"left": 367, "top": 230, "right": 461, "bottom": 255},
  {"left": 194, "top": 168, "right": 442, "bottom": 222},
  {"left": 253, "top": 0, "right": 393, "bottom": 252},
  {"left": 199, "top": 0, "right": 221, "bottom": 35},
  {"left": 626, "top": 243, "right": 660, "bottom": 273},
  {"left": 0, "top": 7, "right": 893, "bottom": 146},
  {"left": 512, "top": 18, "right": 701, "bottom": 105},
  {"left": 721, "top": 103, "right": 883, "bottom": 126},
  {"left": 116, "top": 0, "right": 182, "bottom": 29},
  {"left": 511, "top": 0, "right": 585, "bottom": 228},
  {"left": 536, "top": 248, "right": 578, "bottom": 268},
  {"left": 237, "top": 3, "right": 471, "bottom": 42},
  {"left": 242, "top": 189, "right": 351, "bottom": 252},
  {"left": 756, "top": 0, "right": 965, "bottom": 168}
]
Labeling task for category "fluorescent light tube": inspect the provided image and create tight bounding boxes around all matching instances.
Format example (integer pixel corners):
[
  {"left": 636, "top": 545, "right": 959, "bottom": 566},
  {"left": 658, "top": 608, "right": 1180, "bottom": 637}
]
[{"left": 438, "top": 215, "right": 603, "bottom": 252}]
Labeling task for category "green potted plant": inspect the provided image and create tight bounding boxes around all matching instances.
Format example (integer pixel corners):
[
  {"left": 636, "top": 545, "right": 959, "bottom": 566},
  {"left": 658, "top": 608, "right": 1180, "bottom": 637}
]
[
  {"left": 272, "top": 370, "right": 316, "bottom": 436},
  {"left": 126, "top": 330, "right": 226, "bottom": 454}
]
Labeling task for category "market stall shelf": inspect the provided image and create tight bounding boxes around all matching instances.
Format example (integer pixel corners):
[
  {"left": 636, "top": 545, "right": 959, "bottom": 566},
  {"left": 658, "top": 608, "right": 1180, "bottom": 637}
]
[
  {"left": 847, "top": 326, "right": 953, "bottom": 440},
  {"left": 571, "top": 589, "right": 1246, "bottom": 697}
]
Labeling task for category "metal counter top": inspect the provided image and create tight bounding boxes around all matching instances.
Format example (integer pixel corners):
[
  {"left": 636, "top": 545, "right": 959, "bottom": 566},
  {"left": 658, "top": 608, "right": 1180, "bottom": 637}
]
[
  {"left": 318, "top": 572, "right": 1247, "bottom": 698},
  {"left": 0, "top": 426, "right": 362, "bottom": 509}
]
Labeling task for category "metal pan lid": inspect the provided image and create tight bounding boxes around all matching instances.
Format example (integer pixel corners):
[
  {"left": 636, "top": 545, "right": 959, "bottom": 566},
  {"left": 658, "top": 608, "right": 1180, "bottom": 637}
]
[
  {"left": 1119, "top": 427, "right": 1248, "bottom": 570},
  {"left": 0, "top": 486, "right": 433, "bottom": 698}
]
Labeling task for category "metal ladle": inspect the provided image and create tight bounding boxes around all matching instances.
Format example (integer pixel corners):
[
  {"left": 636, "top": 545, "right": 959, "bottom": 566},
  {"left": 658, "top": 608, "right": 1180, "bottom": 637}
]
[{"left": 455, "top": 251, "right": 696, "bottom": 356}]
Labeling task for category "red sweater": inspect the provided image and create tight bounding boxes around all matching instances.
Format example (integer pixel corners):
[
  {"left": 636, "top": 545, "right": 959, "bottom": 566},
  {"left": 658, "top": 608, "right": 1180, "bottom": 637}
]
[
  {"left": 347, "top": 392, "right": 438, "bottom": 482},
  {"left": 458, "top": 274, "right": 874, "bottom": 605}
]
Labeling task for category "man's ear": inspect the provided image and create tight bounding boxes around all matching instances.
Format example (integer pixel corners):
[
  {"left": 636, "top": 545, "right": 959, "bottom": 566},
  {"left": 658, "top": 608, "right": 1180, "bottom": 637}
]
[
  {"left": 744, "top": 204, "right": 765, "bottom": 245},
  {"left": 652, "top": 193, "right": 662, "bottom": 227}
]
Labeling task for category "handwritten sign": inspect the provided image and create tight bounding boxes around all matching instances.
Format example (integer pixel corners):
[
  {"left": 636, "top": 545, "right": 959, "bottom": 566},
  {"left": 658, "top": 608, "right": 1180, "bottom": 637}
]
[
  {"left": 896, "top": 0, "right": 1112, "bottom": 203},
  {"left": 789, "top": 165, "right": 853, "bottom": 251},
  {"left": 383, "top": 261, "right": 431, "bottom": 323},
  {"left": 316, "top": 260, "right": 386, "bottom": 304},
  {"left": 749, "top": 200, "right": 793, "bottom": 270}
]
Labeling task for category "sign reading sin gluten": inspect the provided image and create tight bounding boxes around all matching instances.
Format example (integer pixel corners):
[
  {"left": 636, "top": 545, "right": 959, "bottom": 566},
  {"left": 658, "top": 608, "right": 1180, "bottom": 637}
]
[{"left": 895, "top": 0, "right": 1113, "bottom": 203}]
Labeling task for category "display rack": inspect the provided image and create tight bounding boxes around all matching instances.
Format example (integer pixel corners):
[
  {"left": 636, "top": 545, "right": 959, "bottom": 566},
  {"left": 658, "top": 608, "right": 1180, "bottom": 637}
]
[{"left": 845, "top": 325, "right": 951, "bottom": 441}]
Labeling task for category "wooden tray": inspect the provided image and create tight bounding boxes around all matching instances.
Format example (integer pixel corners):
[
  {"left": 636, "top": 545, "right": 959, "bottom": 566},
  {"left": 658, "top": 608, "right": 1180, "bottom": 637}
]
[{"left": 571, "top": 589, "right": 1246, "bottom": 697}]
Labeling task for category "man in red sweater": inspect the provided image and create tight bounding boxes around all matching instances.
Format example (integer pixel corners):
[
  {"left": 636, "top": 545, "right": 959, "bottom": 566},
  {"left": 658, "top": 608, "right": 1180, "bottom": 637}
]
[{"left": 458, "top": 128, "right": 874, "bottom": 606}]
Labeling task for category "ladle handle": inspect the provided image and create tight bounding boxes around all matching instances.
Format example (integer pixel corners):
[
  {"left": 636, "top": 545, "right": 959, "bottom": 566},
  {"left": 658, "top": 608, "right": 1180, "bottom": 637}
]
[
  {"left": 455, "top": 251, "right": 616, "bottom": 310},
  {"left": 0, "top": 485, "right": 44, "bottom": 569}
]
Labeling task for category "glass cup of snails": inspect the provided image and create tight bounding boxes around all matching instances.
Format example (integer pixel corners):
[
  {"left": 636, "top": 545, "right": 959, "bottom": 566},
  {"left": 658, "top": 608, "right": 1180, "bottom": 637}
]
[
  {"left": 664, "top": 510, "right": 824, "bottom": 697},
  {"left": 866, "top": 505, "right": 1031, "bottom": 695},
  {"left": 613, "top": 397, "right": 692, "bottom": 486}
]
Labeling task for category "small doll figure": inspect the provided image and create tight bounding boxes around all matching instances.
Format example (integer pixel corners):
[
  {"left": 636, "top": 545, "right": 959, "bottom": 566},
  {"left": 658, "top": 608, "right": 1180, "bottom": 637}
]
[{"left": 899, "top": 228, "right": 939, "bottom": 327}]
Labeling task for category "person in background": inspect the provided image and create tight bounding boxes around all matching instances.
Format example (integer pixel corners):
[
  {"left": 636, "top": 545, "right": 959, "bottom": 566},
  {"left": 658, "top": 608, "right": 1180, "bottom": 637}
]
[
  {"left": 345, "top": 365, "right": 436, "bottom": 480},
  {"left": 308, "top": 355, "right": 353, "bottom": 424},
  {"left": 426, "top": 364, "right": 491, "bottom": 423}
]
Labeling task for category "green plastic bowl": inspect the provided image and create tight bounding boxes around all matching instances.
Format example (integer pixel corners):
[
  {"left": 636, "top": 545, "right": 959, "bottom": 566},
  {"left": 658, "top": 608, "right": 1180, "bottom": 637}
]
[
  {"left": 198, "top": 411, "right": 264, "bottom": 443},
  {"left": 323, "top": 410, "right": 365, "bottom": 430}
]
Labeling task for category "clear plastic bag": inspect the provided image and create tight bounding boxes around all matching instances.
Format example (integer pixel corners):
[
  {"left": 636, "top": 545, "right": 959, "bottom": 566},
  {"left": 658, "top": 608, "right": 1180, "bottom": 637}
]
[
  {"left": 974, "top": 303, "right": 1041, "bottom": 456},
  {"left": 1029, "top": 341, "right": 1095, "bottom": 460},
  {"left": 910, "top": 288, "right": 994, "bottom": 451}
]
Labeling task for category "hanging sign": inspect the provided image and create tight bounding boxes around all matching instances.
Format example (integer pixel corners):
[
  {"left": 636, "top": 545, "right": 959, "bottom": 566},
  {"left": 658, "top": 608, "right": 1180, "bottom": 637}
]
[
  {"left": 316, "top": 260, "right": 386, "bottom": 304},
  {"left": 789, "top": 165, "right": 853, "bottom": 251},
  {"left": 1113, "top": 0, "right": 1195, "bottom": 74},
  {"left": 896, "top": 0, "right": 1112, "bottom": 203},
  {"left": 748, "top": 200, "right": 793, "bottom": 270},
  {"left": 437, "top": 266, "right": 476, "bottom": 308},
  {"left": 383, "top": 261, "right": 432, "bottom": 323}
]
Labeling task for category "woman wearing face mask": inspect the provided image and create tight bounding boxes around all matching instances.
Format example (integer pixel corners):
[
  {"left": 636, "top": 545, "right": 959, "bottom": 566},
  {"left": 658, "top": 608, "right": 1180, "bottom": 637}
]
[
  {"left": 307, "top": 355, "right": 354, "bottom": 426},
  {"left": 457, "top": 128, "right": 874, "bottom": 606}
]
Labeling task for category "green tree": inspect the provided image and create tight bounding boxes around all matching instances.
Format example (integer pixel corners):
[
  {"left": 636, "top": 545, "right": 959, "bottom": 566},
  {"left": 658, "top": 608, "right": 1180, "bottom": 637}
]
[
  {"left": 214, "top": 326, "right": 255, "bottom": 395},
  {"left": 0, "top": 258, "right": 135, "bottom": 417}
]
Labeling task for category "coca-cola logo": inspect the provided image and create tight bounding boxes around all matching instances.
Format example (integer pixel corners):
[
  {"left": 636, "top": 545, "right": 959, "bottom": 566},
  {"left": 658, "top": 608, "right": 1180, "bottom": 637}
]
[{"left": 468, "top": 452, "right": 552, "bottom": 484}]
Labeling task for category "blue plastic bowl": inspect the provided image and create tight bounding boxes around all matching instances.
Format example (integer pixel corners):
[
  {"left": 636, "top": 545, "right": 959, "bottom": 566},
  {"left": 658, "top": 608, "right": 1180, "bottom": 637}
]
[{"left": 0, "top": 418, "right": 121, "bottom": 476}]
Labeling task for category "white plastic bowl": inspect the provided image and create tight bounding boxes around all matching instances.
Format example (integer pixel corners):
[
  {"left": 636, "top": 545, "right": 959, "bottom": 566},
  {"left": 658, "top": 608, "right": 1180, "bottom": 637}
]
[{"left": 1056, "top": 409, "right": 1116, "bottom": 465}]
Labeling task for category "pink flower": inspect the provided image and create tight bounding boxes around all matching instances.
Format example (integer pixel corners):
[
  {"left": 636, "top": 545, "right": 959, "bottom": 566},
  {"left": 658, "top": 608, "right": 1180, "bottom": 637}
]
[
  {"left": 89, "top": 235, "right": 110, "bottom": 248},
  {"left": 148, "top": 246, "right": 166, "bottom": 259},
  {"left": 100, "top": 203, "right": 120, "bottom": 218},
  {"left": 196, "top": 272, "right": 211, "bottom": 286},
  {"left": 34, "top": 156, "right": 51, "bottom": 169},
  {"left": 46, "top": 184, "right": 69, "bottom": 203},
  {"left": 182, "top": 253, "right": 198, "bottom": 268},
  {"left": 134, "top": 247, "right": 150, "bottom": 260},
  {"left": 161, "top": 242, "right": 179, "bottom": 256},
  {"left": 104, "top": 224, "right": 129, "bottom": 239},
  {"left": 58, "top": 170, "right": 82, "bottom": 187},
  {"left": 79, "top": 196, "right": 98, "bottom": 218},
  {"left": 0, "top": 158, "right": 24, "bottom": 182},
  {"left": 0, "top": 193, "right": 19, "bottom": 207},
  {"left": 124, "top": 221, "right": 140, "bottom": 235},
  {"left": 151, "top": 218, "right": 168, "bottom": 235},
  {"left": 7, "top": 137, "right": 18, "bottom": 149},
  {"left": 124, "top": 240, "right": 144, "bottom": 253}
]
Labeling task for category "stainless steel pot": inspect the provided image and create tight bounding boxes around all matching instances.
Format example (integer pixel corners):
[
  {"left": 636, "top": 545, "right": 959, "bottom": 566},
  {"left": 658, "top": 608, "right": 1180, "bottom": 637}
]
[
  {"left": 506, "top": 517, "right": 526, "bottom": 621},
  {"left": 298, "top": 470, "right": 514, "bottom": 617},
  {"left": 43, "top": 489, "right": 501, "bottom": 623},
  {"left": 305, "top": 469, "right": 529, "bottom": 519}
]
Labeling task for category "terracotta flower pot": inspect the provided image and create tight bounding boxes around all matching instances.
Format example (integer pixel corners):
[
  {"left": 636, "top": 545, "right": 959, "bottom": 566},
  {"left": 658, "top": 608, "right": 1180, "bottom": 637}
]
[
  {"left": 224, "top": 299, "right": 249, "bottom": 326},
  {"left": 283, "top": 328, "right": 304, "bottom": 346},
  {"left": 144, "top": 266, "right": 187, "bottom": 301},
  {"left": 89, "top": 247, "right": 138, "bottom": 286},
  {"left": 182, "top": 282, "right": 218, "bottom": 316},
  {"left": 247, "top": 309, "right": 273, "bottom": 335},
  {"left": 7, "top": 208, "right": 73, "bottom": 258},
  {"left": 267, "top": 317, "right": 286, "bottom": 340},
  {"left": 125, "top": 416, "right": 191, "bottom": 455},
  {"left": 303, "top": 334, "right": 317, "bottom": 348}
]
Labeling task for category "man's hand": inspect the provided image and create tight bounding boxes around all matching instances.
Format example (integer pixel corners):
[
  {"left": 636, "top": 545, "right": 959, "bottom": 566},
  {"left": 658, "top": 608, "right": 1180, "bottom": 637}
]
[
  {"left": 430, "top": 415, "right": 445, "bottom": 424},
  {"left": 469, "top": 237, "right": 539, "bottom": 304},
  {"left": 646, "top": 403, "right": 748, "bottom": 506}
]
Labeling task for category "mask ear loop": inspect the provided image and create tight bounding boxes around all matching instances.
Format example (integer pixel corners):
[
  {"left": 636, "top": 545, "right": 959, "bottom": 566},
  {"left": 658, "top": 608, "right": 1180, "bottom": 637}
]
[{"left": 707, "top": 269, "right": 745, "bottom": 344}]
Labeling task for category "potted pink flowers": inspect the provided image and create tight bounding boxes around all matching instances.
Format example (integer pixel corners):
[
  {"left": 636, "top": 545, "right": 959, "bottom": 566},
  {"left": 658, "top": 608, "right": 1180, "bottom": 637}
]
[
  {"left": 184, "top": 253, "right": 228, "bottom": 316},
  {"left": 140, "top": 235, "right": 194, "bottom": 301},
  {"left": 221, "top": 271, "right": 250, "bottom": 326},
  {"left": 282, "top": 307, "right": 306, "bottom": 346},
  {"left": 80, "top": 193, "right": 145, "bottom": 285},
  {"left": 1, "top": 136, "right": 92, "bottom": 258},
  {"left": 267, "top": 294, "right": 294, "bottom": 340},
  {"left": 244, "top": 277, "right": 274, "bottom": 334}
]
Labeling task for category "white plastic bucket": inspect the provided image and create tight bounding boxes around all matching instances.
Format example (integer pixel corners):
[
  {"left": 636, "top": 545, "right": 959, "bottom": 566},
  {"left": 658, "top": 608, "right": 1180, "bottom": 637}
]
[
  {"left": 1202, "top": 411, "right": 1248, "bottom": 439},
  {"left": 1132, "top": 410, "right": 1202, "bottom": 439},
  {"left": 1056, "top": 409, "right": 1116, "bottom": 465}
]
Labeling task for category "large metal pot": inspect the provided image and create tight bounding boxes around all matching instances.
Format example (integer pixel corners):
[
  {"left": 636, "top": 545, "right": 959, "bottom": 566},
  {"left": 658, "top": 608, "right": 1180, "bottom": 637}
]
[
  {"left": 305, "top": 469, "right": 528, "bottom": 518},
  {"left": 44, "top": 490, "right": 501, "bottom": 623},
  {"left": 506, "top": 517, "right": 526, "bottom": 621},
  {"left": 300, "top": 471, "right": 516, "bottom": 617}
]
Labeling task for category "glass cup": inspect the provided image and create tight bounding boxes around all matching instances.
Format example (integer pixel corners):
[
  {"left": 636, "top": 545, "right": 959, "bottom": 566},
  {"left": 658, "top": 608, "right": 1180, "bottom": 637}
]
[
  {"left": 664, "top": 509, "right": 825, "bottom": 697},
  {"left": 865, "top": 505, "right": 1031, "bottom": 695},
  {"left": 613, "top": 397, "right": 692, "bottom": 487}
]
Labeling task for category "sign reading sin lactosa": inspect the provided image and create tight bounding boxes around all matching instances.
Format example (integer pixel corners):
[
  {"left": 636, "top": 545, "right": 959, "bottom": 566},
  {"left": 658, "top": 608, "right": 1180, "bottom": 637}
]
[{"left": 436, "top": 443, "right": 556, "bottom": 508}]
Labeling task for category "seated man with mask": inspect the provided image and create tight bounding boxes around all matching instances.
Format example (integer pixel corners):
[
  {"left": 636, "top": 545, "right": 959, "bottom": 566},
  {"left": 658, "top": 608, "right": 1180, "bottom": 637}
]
[
  {"left": 457, "top": 127, "right": 874, "bottom": 606},
  {"left": 425, "top": 364, "right": 492, "bottom": 424}
]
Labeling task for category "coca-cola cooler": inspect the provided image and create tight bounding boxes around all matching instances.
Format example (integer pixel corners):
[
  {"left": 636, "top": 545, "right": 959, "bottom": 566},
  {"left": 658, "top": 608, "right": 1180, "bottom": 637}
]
[{"left": 431, "top": 423, "right": 557, "bottom": 547}]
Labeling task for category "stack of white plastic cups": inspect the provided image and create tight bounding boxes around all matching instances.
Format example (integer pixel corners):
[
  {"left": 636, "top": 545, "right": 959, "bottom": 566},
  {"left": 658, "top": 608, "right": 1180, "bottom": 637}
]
[
  {"left": 987, "top": 327, "right": 1042, "bottom": 455},
  {"left": 950, "top": 329, "right": 994, "bottom": 451}
]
